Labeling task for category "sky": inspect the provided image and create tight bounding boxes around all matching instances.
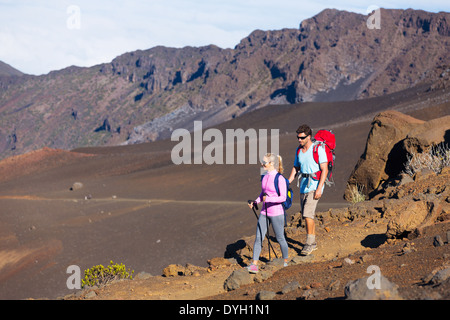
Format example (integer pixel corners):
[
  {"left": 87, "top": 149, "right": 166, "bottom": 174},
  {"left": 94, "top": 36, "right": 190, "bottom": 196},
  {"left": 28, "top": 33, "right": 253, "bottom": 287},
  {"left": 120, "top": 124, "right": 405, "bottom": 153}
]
[{"left": 0, "top": 0, "right": 449, "bottom": 75}]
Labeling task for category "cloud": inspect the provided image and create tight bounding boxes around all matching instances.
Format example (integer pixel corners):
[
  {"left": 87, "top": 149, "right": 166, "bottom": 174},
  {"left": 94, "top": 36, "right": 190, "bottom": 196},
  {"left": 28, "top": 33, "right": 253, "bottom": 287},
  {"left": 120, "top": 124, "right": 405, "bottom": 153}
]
[{"left": 0, "top": 0, "right": 449, "bottom": 75}]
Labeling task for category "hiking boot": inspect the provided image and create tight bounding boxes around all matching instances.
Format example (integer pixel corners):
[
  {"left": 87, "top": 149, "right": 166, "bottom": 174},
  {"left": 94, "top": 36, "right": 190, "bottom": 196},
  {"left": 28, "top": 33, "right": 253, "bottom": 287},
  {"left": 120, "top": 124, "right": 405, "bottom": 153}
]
[
  {"left": 301, "top": 243, "right": 317, "bottom": 256},
  {"left": 247, "top": 264, "right": 259, "bottom": 273}
]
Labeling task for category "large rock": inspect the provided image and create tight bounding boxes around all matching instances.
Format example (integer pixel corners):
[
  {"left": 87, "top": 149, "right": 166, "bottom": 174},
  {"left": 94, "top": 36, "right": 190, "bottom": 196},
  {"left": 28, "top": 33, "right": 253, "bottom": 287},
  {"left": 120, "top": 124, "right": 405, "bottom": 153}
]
[
  {"left": 162, "top": 264, "right": 185, "bottom": 277},
  {"left": 345, "top": 111, "right": 423, "bottom": 200},
  {"left": 223, "top": 269, "right": 254, "bottom": 291},
  {"left": 345, "top": 274, "right": 402, "bottom": 300},
  {"left": 384, "top": 194, "right": 445, "bottom": 239},
  {"left": 429, "top": 268, "right": 450, "bottom": 286},
  {"left": 385, "top": 199, "right": 429, "bottom": 238},
  {"left": 345, "top": 111, "right": 450, "bottom": 200},
  {"left": 207, "top": 257, "right": 233, "bottom": 269},
  {"left": 256, "top": 290, "right": 276, "bottom": 300},
  {"left": 403, "top": 115, "right": 450, "bottom": 155}
]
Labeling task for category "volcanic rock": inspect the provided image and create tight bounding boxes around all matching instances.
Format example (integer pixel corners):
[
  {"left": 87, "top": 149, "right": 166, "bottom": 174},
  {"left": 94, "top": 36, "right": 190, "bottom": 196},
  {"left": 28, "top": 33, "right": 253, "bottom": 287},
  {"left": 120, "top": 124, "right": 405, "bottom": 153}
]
[
  {"left": 345, "top": 111, "right": 450, "bottom": 200},
  {"left": 344, "top": 275, "right": 402, "bottom": 300}
]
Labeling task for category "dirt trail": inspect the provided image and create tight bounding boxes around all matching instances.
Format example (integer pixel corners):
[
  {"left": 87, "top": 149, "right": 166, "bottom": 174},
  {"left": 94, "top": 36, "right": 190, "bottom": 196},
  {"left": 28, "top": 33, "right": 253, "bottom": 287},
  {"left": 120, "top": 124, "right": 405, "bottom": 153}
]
[
  {"left": 0, "top": 195, "right": 248, "bottom": 206},
  {"left": 63, "top": 212, "right": 390, "bottom": 300},
  {"left": 0, "top": 197, "right": 390, "bottom": 301}
]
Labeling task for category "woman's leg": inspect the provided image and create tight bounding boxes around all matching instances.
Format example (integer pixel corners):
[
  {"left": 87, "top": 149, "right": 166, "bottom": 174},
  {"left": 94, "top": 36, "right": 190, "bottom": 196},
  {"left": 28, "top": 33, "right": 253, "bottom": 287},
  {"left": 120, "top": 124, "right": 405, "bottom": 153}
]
[
  {"left": 271, "top": 214, "right": 289, "bottom": 260},
  {"left": 252, "top": 214, "right": 268, "bottom": 262}
]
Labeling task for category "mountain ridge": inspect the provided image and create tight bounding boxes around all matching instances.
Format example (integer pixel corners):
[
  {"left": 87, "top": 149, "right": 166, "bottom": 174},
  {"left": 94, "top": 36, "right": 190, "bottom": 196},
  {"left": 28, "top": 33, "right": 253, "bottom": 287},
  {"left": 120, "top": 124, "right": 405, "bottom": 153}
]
[
  {"left": 0, "top": 61, "right": 24, "bottom": 77},
  {"left": 0, "top": 8, "right": 449, "bottom": 159}
]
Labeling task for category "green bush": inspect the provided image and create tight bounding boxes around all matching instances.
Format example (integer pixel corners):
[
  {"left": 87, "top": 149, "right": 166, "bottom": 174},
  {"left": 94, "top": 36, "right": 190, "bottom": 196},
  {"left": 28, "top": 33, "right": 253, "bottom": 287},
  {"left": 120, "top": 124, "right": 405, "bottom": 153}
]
[{"left": 82, "top": 261, "right": 134, "bottom": 288}]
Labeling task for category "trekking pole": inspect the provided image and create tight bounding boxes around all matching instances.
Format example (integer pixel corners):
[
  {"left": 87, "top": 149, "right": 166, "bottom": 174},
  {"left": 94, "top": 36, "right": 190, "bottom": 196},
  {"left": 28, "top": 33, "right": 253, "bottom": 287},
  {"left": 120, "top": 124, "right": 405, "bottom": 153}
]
[
  {"left": 248, "top": 200, "right": 259, "bottom": 220},
  {"left": 263, "top": 197, "right": 271, "bottom": 261},
  {"left": 248, "top": 200, "right": 278, "bottom": 259}
]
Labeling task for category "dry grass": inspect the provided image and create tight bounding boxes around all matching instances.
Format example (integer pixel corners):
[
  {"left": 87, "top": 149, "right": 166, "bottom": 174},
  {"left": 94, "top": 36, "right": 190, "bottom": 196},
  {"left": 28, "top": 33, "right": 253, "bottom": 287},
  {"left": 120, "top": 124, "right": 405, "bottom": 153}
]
[
  {"left": 347, "top": 183, "right": 366, "bottom": 204},
  {"left": 404, "top": 143, "right": 450, "bottom": 176}
]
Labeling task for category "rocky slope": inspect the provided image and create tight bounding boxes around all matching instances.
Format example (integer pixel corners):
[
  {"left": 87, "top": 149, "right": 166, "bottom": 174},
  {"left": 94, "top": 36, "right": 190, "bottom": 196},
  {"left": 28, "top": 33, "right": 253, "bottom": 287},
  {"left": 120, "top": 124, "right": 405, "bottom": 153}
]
[
  {"left": 60, "top": 111, "right": 450, "bottom": 302},
  {"left": 0, "top": 8, "right": 449, "bottom": 159},
  {"left": 0, "top": 61, "right": 24, "bottom": 77},
  {"left": 62, "top": 166, "right": 450, "bottom": 302}
]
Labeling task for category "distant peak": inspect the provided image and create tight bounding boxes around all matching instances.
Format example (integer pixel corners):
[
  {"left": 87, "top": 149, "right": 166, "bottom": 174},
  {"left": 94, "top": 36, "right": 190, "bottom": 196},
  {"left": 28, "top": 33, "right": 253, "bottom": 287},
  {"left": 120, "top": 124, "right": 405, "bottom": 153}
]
[{"left": 0, "top": 60, "right": 24, "bottom": 77}]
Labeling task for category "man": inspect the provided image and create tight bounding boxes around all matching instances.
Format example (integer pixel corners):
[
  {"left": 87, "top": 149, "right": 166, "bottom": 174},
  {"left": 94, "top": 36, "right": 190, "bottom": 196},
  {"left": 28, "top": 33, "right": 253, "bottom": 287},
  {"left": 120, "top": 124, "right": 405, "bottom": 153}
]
[{"left": 288, "top": 124, "right": 328, "bottom": 256}]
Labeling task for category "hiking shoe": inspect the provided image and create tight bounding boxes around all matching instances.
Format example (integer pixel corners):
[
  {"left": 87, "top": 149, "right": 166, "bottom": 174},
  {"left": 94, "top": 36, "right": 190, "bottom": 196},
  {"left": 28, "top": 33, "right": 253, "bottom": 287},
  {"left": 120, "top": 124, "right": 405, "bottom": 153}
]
[
  {"left": 301, "top": 243, "right": 317, "bottom": 256},
  {"left": 247, "top": 264, "right": 259, "bottom": 273}
]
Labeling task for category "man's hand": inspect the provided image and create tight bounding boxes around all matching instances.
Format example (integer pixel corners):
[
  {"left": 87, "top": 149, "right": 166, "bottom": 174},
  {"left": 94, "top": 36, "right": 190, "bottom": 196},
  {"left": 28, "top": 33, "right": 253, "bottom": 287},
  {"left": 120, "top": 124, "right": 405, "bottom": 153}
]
[
  {"left": 314, "top": 189, "right": 322, "bottom": 200},
  {"left": 314, "top": 161, "right": 328, "bottom": 200},
  {"left": 288, "top": 167, "right": 298, "bottom": 184}
]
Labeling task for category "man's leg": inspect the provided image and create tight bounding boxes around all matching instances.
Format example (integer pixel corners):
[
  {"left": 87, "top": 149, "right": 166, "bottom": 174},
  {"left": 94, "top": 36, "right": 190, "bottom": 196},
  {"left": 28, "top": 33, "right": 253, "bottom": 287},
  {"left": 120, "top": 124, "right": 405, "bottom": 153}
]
[
  {"left": 300, "top": 191, "right": 318, "bottom": 255},
  {"left": 305, "top": 217, "right": 315, "bottom": 241}
]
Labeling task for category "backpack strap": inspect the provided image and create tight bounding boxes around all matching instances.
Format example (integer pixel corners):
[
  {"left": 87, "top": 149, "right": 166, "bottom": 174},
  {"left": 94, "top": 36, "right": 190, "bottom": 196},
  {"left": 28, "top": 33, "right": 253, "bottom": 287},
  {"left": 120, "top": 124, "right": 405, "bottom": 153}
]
[
  {"left": 274, "top": 173, "right": 281, "bottom": 196},
  {"left": 296, "top": 145, "right": 302, "bottom": 157},
  {"left": 312, "top": 142, "right": 325, "bottom": 180},
  {"left": 274, "top": 172, "right": 287, "bottom": 224},
  {"left": 312, "top": 141, "right": 322, "bottom": 165}
]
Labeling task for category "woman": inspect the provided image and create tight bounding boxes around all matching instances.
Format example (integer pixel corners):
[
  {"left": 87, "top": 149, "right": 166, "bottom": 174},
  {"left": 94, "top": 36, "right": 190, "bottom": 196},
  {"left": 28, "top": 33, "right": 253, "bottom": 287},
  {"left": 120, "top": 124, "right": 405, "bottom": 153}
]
[{"left": 247, "top": 153, "right": 289, "bottom": 273}]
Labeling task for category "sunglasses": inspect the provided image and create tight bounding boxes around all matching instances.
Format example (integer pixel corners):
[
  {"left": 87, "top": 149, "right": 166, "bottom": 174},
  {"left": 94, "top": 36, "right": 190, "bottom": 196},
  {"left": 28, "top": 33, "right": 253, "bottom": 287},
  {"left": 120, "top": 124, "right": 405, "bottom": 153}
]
[
  {"left": 260, "top": 160, "right": 271, "bottom": 166},
  {"left": 297, "top": 135, "right": 309, "bottom": 140}
]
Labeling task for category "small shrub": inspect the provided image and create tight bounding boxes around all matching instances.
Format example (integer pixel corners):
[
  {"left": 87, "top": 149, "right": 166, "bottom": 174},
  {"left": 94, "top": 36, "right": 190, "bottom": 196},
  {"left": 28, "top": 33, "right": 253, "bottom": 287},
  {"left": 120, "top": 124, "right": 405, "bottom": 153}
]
[
  {"left": 82, "top": 261, "right": 134, "bottom": 288},
  {"left": 347, "top": 183, "right": 366, "bottom": 204},
  {"left": 404, "top": 142, "right": 450, "bottom": 176}
]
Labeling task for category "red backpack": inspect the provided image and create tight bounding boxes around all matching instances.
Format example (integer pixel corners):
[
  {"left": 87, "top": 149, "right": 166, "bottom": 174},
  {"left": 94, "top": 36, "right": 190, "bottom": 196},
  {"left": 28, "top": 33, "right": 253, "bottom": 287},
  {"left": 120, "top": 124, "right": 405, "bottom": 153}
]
[{"left": 297, "top": 129, "right": 335, "bottom": 186}]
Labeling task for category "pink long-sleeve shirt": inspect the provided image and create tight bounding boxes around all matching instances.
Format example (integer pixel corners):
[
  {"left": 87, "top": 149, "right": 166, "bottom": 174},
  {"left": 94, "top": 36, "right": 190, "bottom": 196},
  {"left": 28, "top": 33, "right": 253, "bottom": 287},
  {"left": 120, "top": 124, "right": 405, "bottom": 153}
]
[{"left": 255, "top": 170, "right": 287, "bottom": 217}]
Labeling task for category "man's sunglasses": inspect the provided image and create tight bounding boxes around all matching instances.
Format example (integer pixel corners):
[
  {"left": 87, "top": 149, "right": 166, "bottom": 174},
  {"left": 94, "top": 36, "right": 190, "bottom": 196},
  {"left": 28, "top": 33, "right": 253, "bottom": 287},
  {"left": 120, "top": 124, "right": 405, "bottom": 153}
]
[{"left": 297, "top": 135, "right": 309, "bottom": 140}]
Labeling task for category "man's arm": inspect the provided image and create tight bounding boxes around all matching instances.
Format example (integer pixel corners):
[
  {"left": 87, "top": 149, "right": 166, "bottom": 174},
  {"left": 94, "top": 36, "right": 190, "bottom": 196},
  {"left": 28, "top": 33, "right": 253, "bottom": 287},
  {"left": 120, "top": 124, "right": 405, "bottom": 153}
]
[
  {"left": 314, "top": 162, "right": 328, "bottom": 200},
  {"left": 288, "top": 167, "right": 298, "bottom": 184}
]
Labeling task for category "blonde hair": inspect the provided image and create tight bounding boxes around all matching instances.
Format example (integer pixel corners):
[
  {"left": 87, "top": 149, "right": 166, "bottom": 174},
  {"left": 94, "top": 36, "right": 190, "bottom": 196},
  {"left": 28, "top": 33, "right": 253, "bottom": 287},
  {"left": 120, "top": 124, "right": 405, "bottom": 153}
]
[{"left": 264, "top": 153, "right": 284, "bottom": 174}]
